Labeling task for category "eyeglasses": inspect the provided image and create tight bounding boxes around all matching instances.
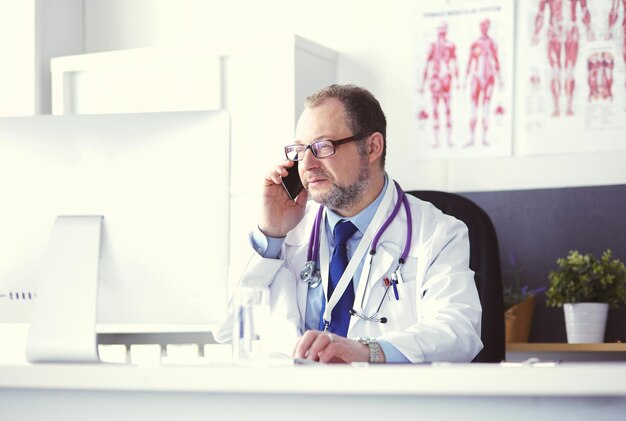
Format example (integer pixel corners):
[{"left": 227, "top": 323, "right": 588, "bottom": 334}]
[{"left": 284, "top": 133, "right": 370, "bottom": 162}]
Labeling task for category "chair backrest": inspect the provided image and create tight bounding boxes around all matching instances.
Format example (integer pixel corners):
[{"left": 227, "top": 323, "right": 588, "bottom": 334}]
[{"left": 406, "top": 190, "right": 505, "bottom": 363}]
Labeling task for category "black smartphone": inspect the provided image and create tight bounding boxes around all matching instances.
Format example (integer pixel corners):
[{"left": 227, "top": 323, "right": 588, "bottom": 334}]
[{"left": 281, "top": 161, "right": 304, "bottom": 200}]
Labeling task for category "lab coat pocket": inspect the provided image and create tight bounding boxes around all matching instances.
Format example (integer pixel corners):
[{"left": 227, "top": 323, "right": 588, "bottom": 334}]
[
  {"left": 375, "top": 243, "right": 423, "bottom": 329},
  {"left": 354, "top": 246, "right": 402, "bottom": 328},
  {"left": 377, "top": 241, "right": 420, "bottom": 288},
  {"left": 355, "top": 245, "right": 395, "bottom": 310}
]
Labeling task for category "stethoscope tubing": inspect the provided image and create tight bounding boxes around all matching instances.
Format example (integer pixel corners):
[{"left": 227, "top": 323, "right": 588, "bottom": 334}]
[
  {"left": 301, "top": 180, "right": 413, "bottom": 324},
  {"left": 353, "top": 184, "right": 412, "bottom": 322},
  {"left": 306, "top": 180, "right": 410, "bottom": 264},
  {"left": 306, "top": 206, "right": 324, "bottom": 262}
]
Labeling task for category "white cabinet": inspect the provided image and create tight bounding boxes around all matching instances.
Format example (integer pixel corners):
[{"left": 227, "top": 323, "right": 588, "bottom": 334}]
[
  {"left": 51, "top": 47, "right": 222, "bottom": 115},
  {"left": 50, "top": 35, "right": 337, "bottom": 290}
]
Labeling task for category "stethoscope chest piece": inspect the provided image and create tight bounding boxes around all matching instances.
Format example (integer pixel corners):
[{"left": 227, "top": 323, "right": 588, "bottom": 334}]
[{"left": 300, "top": 261, "right": 322, "bottom": 289}]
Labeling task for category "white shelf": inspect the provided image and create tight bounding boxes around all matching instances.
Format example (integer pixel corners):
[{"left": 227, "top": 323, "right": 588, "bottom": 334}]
[{"left": 506, "top": 342, "right": 626, "bottom": 362}]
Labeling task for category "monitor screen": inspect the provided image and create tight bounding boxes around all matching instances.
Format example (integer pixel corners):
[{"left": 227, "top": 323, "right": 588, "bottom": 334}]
[{"left": 0, "top": 111, "right": 230, "bottom": 344}]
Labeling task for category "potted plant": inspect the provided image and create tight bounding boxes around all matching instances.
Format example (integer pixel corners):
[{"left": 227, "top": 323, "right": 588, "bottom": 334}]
[
  {"left": 503, "top": 251, "right": 545, "bottom": 343},
  {"left": 545, "top": 249, "right": 626, "bottom": 343}
]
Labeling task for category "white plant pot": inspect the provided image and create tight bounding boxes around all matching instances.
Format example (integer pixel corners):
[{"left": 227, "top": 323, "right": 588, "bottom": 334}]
[{"left": 563, "top": 303, "right": 609, "bottom": 343}]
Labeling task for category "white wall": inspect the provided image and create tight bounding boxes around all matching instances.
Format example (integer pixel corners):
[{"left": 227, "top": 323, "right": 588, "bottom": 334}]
[
  {"left": 0, "top": 2, "right": 37, "bottom": 116},
  {"left": 0, "top": 0, "right": 83, "bottom": 116},
  {"left": 82, "top": 0, "right": 626, "bottom": 192},
  {"left": 37, "top": 0, "right": 84, "bottom": 114}
]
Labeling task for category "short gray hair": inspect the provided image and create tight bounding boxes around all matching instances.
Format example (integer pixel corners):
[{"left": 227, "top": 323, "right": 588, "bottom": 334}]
[{"left": 305, "top": 84, "right": 386, "bottom": 167}]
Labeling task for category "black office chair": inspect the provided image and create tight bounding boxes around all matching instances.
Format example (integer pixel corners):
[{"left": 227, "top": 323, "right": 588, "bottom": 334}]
[{"left": 406, "top": 190, "right": 505, "bottom": 363}]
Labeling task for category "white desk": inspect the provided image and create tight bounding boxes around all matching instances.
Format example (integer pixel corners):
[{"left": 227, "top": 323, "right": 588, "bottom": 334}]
[{"left": 2, "top": 362, "right": 626, "bottom": 420}]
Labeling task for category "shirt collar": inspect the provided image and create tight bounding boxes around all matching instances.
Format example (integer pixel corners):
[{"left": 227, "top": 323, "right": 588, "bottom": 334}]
[{"left": 326, "top": 175, "right": 389, "bottom": 235}]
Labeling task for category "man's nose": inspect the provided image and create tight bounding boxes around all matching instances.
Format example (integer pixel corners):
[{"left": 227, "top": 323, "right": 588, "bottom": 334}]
[{"left": 299, "top": 147, "right": 320, "bottom": 170}]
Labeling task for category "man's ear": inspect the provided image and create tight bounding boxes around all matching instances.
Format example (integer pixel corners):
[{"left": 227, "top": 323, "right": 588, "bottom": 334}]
[{"left": 367, "top": 132, "right": 384, "bottom": 164}]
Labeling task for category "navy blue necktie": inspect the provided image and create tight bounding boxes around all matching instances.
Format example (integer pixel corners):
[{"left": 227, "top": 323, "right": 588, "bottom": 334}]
[{"left": 319, "top": 220, "right": 357, "bottom": 337}]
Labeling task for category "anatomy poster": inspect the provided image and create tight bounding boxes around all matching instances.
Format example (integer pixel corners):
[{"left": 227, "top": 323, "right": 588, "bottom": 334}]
[
  {"left": 412, "top": 0, "right": 514, "bottom": 160},
  {"left": 518, "top": 0, "right": 626, "bottom": 155}
]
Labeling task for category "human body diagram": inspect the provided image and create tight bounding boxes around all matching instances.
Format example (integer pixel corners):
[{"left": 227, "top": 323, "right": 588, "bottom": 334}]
[
  {"left": 518, "top": 0, "right": 626, "bottom": 156},
  {"left": 587, "top": 51, "right": 614, "bottom": 101},
  {"left": 531, "top": 0, "right": 595, "bottom": 117},
  {"left": 418, "top": 19, "right": 503, "bottom": 149},
  {"left": 419, "top": 23, "right": 460, "bottom": 148},
  {"left": 464, "top": 19, "right": 502, "bottom": 147},
  {"left": 607, "top": 0, "right": 626, "bottom": 90}
]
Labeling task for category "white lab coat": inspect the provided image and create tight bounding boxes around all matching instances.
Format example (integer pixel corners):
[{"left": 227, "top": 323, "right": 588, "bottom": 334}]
[{"left": 216, "top": 182, "right": 483, "bottom": 363}]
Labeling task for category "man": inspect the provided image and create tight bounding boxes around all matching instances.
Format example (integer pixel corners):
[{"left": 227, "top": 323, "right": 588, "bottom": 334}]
[
  {"left": 464, "top": 19, "right": 501, "bottom": 147},
  {"left": 419, "top": 22, "right": 459, "bottom": 148},
  {"left": 531, "top": 0, "right": 594, "bottom": 117},
  {"left": 217, "top": 84, "right": 482, "bottom": 363}
]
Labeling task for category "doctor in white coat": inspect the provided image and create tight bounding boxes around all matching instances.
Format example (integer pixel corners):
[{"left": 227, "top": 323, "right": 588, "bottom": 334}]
[{"left": 217, "top": 84, "right": 482, "bottom": 364}]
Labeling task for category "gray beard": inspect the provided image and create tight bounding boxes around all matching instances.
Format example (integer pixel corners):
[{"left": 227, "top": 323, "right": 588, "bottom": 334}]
[{"left": 309, "top": 163, "right": 370, "bottom": 213}]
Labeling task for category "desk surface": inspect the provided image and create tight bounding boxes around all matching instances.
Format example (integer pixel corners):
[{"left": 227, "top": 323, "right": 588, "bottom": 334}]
[
  {"left": 2, "top": 361, "right": 626, "bottom": 396},
  {"left": 3, "top": 362, "right": 626, "bottom": 421}
]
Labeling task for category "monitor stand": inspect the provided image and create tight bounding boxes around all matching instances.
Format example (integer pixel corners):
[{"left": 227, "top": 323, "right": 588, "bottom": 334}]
[{"left": 26, "top": 216, "right": 102, "bottom": 363}]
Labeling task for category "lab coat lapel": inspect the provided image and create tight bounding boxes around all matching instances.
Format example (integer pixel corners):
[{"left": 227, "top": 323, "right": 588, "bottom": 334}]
[
  {"left": 285, "top": 203, "right": 322, "bottom": 330},
  {"left": 355, "top": 236, "right": 399, "bottom": 312},
  {"left": 349, "top": 185, "right": 401, "bottom": 332},
  {"left": 293, "top": 246, "right": 310, "bottom": 323}
]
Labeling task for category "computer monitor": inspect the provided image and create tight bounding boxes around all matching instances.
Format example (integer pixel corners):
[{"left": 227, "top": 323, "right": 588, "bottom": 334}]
[{"left": 0, "top": 110, "right": 230, "bottom": 362}]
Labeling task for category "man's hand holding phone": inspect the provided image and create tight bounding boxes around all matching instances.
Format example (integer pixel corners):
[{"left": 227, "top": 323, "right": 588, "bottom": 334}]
[
  {"left": 281, "top": 160, "right": 304, "bottom": 200},
  {"left": 259, "top": 160, "right": 308, "bottom": 238}
]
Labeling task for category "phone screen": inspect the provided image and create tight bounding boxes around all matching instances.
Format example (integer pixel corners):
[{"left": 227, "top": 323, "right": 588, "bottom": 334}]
[{"left": 281, "top": 161, "right": 304, "bottom": 200}]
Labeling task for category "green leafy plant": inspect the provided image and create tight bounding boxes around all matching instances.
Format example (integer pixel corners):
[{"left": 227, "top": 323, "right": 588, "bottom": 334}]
[
  {"left": 545, "top": 249, "right": 626, "bottom": 309},
  {"left": 503, "top": 250, "right": 545, "bottom": 309}
]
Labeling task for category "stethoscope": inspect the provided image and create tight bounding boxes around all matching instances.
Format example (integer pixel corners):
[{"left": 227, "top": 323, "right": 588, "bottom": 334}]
[{"left": 299, "top": 180, "right": 413, "bottom": 325}]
